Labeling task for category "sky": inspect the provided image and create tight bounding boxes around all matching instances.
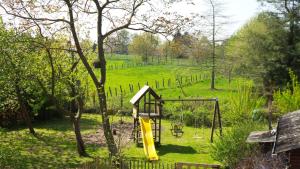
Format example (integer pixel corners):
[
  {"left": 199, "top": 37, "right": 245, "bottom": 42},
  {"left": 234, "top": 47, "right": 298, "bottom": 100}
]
[
  {"left": 0, "top": 0, "right": 264, "bottom": 41},
  {"left": 168, "top": 0, "right": 263, "bottom": 39},
  {"left": 222, "top": 0, "right": 262, "bottom": 36}
]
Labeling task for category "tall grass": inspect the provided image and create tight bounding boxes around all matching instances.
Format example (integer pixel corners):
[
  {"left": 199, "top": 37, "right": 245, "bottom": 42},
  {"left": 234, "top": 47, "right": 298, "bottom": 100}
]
[
  {"left": 223, "top": 81, "right": 264, "bottom": 125},
  {"left": 211, "top": 122, "right": 262, "bottom": 169},
  {"left": 273, "top": 70, "right": 300, "bottom": 116},
  {"left": 211, "top": 81, "right": 266, "bottom": 168}
]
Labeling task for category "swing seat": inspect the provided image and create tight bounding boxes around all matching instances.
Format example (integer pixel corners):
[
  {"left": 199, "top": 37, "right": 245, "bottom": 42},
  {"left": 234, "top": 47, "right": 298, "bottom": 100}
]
[{"left": 170, "top": 122, "right": 184, "bottom": 137}]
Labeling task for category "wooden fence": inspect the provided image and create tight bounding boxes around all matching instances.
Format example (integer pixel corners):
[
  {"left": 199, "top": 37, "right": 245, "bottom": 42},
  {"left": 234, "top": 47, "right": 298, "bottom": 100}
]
[
  {"left": 106, "top": 61, "right": 210, "bottom": 71},
  {"left": 85, "top": 73, "right": 211, "bottom": 110},
  {"left": 79, "top": 158, "right": 220, "bottom": 169},
  {"left": 105, "top": 73, "right": 210, "bottom": 98},
  {"left": 175, "top": 162, "right": 220, "bottom": 169}
]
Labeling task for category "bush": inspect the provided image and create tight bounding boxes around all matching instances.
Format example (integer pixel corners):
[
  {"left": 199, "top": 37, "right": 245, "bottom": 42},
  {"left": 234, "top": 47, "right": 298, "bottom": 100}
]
[
  {"left": 273, "top": 70, "right": 300, "bottom": 116},
  {"left": 222, "top": 81, "right": 264, "bottom": 125},
  {"left": 251, "top": 108, "right": 269, "bottom": 123},
  {"left": 165, "top": 101, "right": 214, "bottom": 127},
  {"left": 211, "top": 122, "right": 263, "bottom": 168}
]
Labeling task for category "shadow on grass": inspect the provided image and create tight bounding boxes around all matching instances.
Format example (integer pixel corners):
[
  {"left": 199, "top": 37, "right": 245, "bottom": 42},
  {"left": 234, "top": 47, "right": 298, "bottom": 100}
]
[
  {"left": 157, "top": 144, "right": 197, "bottom": 156},
  {"left": 0, "top": 130, "right": 92, "bottom": 169},
  {"left": 5, "top": 114, "right": 102, "bottom": 133},
  {"left": 33, "top": 117, "right": 101, "bottom": 132}
]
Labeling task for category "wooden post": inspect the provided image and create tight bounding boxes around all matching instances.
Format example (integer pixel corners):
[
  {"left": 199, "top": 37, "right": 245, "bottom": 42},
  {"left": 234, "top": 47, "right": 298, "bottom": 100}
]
[
  {"left": 162, "top": 79, "right": 165, "bottom": 88},
  {"left": 144, "top": 94, "right": 146, "bottom": 115},
  {"left": 138, "top": 83, "right": 141, "bottom": 90},
  {"left": 216, "top": 99, "right": 222, "bottom": 136},
  {"left": 131, "top": 84, "right": 134, "bottom": 93},
  {"left": 211, "top": 99, "right": 217, "bottom": 143},
  {"left": 109, "top": 87, "right": 112, "bottom": 96},
  {"left": 115, "top": 87, "right": 118, "bottom": 96},
  {"left": 120, "top": 85, "right": 123, "bottom": 109},
  {"left": 148, "top": 92, "right": 151, "bottom": 116}
]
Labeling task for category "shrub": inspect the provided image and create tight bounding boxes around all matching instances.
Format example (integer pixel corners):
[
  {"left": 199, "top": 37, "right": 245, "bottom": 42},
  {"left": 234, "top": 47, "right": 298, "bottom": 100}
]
[
  {"left": 251, "top": 108, "right": 269, "bottom": 123},
  {"left": 223, "top": 81, "right": 264, "bottom": 125},
  {"left": 273, "top": 70, "right": 300, "bottom": 116},
  {"left": 211, "top": 122, "right": 263, "bottom": 168},
  {"left": 166, "top": 101, "right": 214, "bottom": 127}
]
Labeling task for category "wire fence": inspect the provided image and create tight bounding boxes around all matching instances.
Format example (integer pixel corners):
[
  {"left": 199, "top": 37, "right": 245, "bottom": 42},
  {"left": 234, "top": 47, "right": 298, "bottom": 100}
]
[
  {"left": 84, "top": 72, "right": 211, "bottom": 110},
  {"left": 105, "top": 60, "right": 211, "bottom": 71}
]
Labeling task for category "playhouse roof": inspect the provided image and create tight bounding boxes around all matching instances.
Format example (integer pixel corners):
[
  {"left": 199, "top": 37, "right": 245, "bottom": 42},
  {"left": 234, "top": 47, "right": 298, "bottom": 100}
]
[
  {"left": 130, "top": 85, "right": 160, "bottom": 105},
  {"left": 247, "top": 130, "right": 276, "bottom": 143},
  {"left": 273, "top": 109, "right": 300, "bottom": 154}
]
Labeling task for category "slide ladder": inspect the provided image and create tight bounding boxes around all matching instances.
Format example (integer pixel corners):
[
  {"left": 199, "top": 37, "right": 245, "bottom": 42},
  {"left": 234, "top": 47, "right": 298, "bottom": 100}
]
[{"left": 139, "top": 117, "right": 159, "bottom": 161}]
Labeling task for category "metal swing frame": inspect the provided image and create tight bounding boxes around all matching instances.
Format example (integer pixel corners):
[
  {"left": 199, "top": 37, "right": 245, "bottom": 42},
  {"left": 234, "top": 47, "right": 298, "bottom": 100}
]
[{"left": 163, "top": 98, "right": 222, "bottom": 143}]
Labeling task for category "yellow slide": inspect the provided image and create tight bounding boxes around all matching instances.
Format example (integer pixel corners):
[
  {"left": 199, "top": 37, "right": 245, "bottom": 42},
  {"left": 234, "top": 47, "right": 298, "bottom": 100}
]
[{"left": 139, "top": 117, "right": 159, "bottom": 161}]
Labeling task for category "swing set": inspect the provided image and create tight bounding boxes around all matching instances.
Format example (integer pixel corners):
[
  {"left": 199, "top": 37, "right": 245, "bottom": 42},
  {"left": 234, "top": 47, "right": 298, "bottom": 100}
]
[
  {"left": 130, "top": 85, "right": 223, "bottom": 144},
  {"left": 164, "top": 98, "right": 222, "bottom": 143}
]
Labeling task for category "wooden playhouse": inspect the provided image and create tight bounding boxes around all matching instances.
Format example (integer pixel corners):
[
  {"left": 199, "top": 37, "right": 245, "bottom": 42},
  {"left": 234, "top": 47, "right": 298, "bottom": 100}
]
[{"left": 130, "top": 85, "right": 163, "bottom": 146}]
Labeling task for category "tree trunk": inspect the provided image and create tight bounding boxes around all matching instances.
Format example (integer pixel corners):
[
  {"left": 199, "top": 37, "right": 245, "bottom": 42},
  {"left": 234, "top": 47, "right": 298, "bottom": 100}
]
[
  {"left": 69, "top": 82, "right": 87, "bottom": 156},
  {"left": 15, "top": 83, "right": 35, "bottom": 135},
  {"left": 228, "top": 68, "right": 232, "bottom": 85},
  {"left": 266, "top": 85, "right": 274, "bottom": 131},
  {"left": 210, "top": 0, "right": 216, "bottom": 90},
  {"left": 66, "top": 1, "right": 117, "bottom": 156},
  {"left": 72, "top": 117, "right": 87, "bottom": 156},
  {"left": 97, "top": 37, "right": 118, "bottom": 155},
  {"left": 46, "top": 48, "right": 56, "bottom": 97}
]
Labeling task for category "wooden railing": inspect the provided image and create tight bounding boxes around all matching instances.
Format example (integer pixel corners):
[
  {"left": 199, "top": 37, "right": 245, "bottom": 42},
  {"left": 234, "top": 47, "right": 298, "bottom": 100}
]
[{"left": 175, "top": 162, "right": 221, "bottom": 169}]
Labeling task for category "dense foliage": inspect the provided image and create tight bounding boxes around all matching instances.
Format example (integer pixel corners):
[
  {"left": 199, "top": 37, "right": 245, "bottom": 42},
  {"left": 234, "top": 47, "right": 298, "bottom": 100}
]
[
  {"left": 211, "top": 122, "right": 261, "bottom": 168},
  {"left": 211, "top": 82, "right": 266, "bottom": 168},
  {"left": 226, "top": 12, "right": 288, "bottom": 88},
  {"left": 273, "top": 71, "right": 300, "bottom": 116}
]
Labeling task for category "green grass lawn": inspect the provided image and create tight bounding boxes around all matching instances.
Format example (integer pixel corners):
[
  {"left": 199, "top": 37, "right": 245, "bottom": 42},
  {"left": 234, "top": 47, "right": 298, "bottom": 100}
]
[
  {"left": 0, "top": 114, "right": 221, "bottom": 169},
  {"left": 81, "top": 54, "right": 244, "bottom": 116},
  {"left": 0, "top": 55, "right": 244, "bottom": 168},
  {"left": 122, "top": 119, "right": 220, "bottom": 164}
]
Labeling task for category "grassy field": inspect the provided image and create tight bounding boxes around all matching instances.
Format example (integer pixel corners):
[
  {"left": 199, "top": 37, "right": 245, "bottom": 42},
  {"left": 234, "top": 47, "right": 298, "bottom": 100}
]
[
  {"left": 1, "top": 55, "right": 242, "bottom": 168},
  {"left": 0, "top": 114, "right": 221, "bottom": 169},
  {"left": 84, "top": 54, "right": 239, "bottom": 111}
]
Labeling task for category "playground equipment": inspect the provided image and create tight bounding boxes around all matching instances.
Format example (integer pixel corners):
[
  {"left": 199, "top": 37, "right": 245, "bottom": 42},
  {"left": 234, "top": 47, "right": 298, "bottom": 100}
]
[
  {"left": 139, "top": 117, "right": 159, "bottom": 161},
  {"left": 130, "top": 85, "right": 162, "bottom": 160},
  {"left": 170, "top": 121, "right": 184, "bottom": 137},
  {"left": 162, "top": 98, "right": 222, "bottom": 142},
  {"left": 130, "top": 85, "right": 222, "bottom": 159}
]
